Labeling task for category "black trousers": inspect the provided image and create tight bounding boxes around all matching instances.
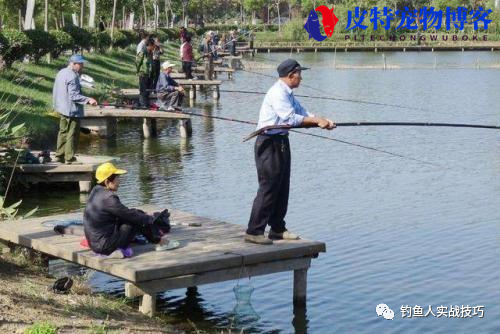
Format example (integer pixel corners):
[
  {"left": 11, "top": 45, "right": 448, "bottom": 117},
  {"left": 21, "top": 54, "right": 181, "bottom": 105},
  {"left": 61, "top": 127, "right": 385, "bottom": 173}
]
[
  {"left": 100, "top": 222, "right": 161, "bottom": 255},
  {"left": 152, "top": 60, "right": 161, "bottom": 90},
  {"left": 138, "top": 74, "right": 151, "bottom": 107},
  {"left": 247, "top": 134, "right": 290, "bottom": 235},
  {"left": 182, "top": 61, "right": 193, "bottom": 79}
]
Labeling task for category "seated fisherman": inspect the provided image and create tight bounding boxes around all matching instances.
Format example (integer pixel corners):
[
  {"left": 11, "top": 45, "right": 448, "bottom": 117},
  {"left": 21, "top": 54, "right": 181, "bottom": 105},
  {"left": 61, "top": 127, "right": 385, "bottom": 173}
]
[
  {"left": 83, "top": 162, "right": 175, "bottom": 258},
  {"left": 156, "top": 60, "right": 184, "bottom": 111}
]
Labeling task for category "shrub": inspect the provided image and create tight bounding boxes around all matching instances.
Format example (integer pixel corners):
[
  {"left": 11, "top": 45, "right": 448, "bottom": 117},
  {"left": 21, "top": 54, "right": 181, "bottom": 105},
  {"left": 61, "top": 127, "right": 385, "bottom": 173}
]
[
  {"left": 49, "top": 30, "right": 74, "bottom": 59},
  {"left": 24, "top": 30, "right": 56, "bottom": 63},
  {"left": 119, "top": 29, "right": 139, "bottom": 45},
  {"left": 157, "top": 28, "right": 176, "bottom": 40},
  {"left": 91, "top": 29, "right": 112, "bottom": 52},
  {"left": 112, "top": 30, "right": 129, "bottom": 49},
  {"left": 63, "top": 25, "right": 92, "bottom": 51},
  {"left": 24, "top": 322, "right": 57, "bottom": 334},
  {"left": 0, "top": 29, "right": 32, "bottom": 68},
  {"left": 151, "top": 29, "right": 167, "bottom": 43},
  {"left": 282, "top": 19, "right": 308, "bottom": 41}
]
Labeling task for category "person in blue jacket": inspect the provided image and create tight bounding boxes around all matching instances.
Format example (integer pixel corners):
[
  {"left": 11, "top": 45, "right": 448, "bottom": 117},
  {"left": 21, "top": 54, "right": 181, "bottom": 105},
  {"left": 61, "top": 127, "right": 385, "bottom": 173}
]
[
  {"left": 156, "top": 61, "right": 185, "bottom": 111},
  {"left": 52, "top": 54, "right": 97, "bottom": 164}
]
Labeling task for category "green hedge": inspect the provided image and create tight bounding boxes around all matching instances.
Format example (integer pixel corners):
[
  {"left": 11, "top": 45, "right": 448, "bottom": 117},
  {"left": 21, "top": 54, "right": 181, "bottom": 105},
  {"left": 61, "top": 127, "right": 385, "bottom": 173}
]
[
  {"left": 49, "top": 30, "right": 74, "bottom": 58},
  {"left": 0, "top": 26, "right": 206, "bottom": 68},
  {"left": 24, "top": 30, "right": 56, "bottom": 63},
  {"left": 63, "top": 25, "right": 93, "bottom": 51},
  {"left": 91, "top": 29, "right": 112, "bottom": 52},
  {"left": 0, "top": 29, "right": 32, "bottom": 68}
]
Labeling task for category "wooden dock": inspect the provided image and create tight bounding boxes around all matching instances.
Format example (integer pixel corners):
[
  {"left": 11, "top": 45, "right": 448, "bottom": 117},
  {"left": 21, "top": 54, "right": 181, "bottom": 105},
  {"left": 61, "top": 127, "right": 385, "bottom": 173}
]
[
  {"left": 193, "top": 66, "right": 235, "bottom": 79},
  {"left": 16, "top": 154, "right": 114, "bottom": 192},
  {"left": 82, "top": 106, "right": 192, "bottom": 139},
  {"left": 117, "top": 79, "right": 222, "bottom": 102},
  {"left": 0, "top": 207, "right": 326, "bottom": 316}
]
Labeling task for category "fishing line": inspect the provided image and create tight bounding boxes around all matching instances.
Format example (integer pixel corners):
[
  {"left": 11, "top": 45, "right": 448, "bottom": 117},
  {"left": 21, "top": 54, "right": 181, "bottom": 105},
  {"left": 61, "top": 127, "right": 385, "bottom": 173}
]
[
  {"left": 234, "top": 68, "right": 431, "bottom": 112},
  {"left": 97, "top": 104, "right": 443, "bottom": 166},
  {"left": 243, "top": 123, "right": 500, "bottom": 142}
]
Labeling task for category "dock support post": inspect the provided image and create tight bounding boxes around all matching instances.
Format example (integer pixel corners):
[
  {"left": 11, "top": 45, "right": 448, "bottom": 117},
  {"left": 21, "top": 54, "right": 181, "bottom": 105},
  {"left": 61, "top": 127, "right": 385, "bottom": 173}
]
[
  {"left": 142, "top": 118, "right": 157, "bottom": 138},
  {"left": 179, "top": 119, "right": 192, "bottom": 138},
  {"left": 139, "top": 293, "right": 156, "bottom": 317},
  {"left": 293, "top": 268, "right": 308, "bottom": 306},
  {"left": 189, "top": 86, "right": 196, "bottom": 100},
  {"left": 212, "top": 86, "right": 220, "bottom": 100},
  {"left": 79, "top": 181, "right": 92, "bottom": 193}
]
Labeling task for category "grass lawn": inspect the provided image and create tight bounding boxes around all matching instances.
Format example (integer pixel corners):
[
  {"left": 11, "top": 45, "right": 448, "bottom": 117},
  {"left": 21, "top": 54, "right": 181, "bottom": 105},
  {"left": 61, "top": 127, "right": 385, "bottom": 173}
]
[{"left": 0, "top": 40, "right": 187, "bottom": 146}]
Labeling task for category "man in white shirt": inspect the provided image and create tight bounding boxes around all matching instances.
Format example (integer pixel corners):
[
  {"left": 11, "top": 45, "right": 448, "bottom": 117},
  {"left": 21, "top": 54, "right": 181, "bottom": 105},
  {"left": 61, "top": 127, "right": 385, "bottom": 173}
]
[{"left": 245, "top": 59, "right": 336, "bottom": 245}]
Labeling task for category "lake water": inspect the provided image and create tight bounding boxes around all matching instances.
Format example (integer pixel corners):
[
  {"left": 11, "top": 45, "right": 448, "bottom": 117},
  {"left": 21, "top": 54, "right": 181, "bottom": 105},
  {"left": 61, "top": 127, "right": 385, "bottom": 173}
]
[{"left": 27, "top": 51, "right": 500, "bottom": 333}]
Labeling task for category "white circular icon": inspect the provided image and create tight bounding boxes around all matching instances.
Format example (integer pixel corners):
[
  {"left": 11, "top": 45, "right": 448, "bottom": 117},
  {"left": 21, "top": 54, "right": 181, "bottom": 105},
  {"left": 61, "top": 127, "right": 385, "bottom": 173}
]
[
  {"left": 376, "top": 303, "right": 394, "bottom": 320},
  {"left": 376, "top": 303, "right": 389, "bottom": 316},
  {"left": 383, "top": 308, "right": 394, "bottom": 320}
]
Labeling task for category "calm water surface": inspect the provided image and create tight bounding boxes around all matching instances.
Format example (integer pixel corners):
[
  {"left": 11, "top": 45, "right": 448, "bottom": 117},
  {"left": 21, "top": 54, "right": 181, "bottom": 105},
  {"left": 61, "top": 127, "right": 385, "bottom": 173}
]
[{"left": 26, "top": 52, "right": 500, "bottom": 333}]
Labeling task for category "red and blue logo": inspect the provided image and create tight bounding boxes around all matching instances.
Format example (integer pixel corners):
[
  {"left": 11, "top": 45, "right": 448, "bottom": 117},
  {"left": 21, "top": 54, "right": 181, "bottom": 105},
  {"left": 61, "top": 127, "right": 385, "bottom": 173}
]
[{"left": 304, "top": 6, "right": 339, "bottom": 42}]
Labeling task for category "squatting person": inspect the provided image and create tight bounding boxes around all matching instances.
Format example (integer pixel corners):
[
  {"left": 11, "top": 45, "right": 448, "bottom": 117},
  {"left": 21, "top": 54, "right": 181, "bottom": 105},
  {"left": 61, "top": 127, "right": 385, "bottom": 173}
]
[
  {"left": 83, "top": 162, "right": 175, "bottom": 258},
  {"left": 156, "top": 61, "right": 185, "bottom": 111}
]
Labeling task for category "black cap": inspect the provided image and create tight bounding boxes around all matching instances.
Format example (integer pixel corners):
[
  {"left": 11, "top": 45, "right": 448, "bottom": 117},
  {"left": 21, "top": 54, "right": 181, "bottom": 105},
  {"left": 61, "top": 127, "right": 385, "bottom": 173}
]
[{"left": 277, "top": 59, "right": 309, "bottom": 77}]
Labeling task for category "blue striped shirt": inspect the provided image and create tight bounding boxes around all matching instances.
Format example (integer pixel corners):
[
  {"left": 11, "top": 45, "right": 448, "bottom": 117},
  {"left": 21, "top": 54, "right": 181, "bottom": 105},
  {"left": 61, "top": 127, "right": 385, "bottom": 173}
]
[
  {"left": 256, "top": 80, "right": 313, "bottom": 135},
  {"left": 52, "top": 67, "right": 89, "bottom": 117}
]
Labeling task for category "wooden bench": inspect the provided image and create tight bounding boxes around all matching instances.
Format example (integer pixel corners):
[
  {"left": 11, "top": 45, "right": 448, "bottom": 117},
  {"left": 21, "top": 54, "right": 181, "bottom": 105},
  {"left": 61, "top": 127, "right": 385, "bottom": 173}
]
[
  {"left": 15, "top": 154, "right": 114, "bottom": 192},
  {"left": 82, "top": 106, "right": 192, "bottom": 139},
  {"left": 0, "top": 207, "right": 325, "bottom": 317}
]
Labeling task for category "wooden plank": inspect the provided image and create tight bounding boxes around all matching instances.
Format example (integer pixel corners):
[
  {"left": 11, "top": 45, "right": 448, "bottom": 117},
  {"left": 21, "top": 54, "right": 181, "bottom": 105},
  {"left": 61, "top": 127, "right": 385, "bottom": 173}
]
[
  {"left": 170, "top": 72, "right": 186, "bottom": 79},
  {"left": 175, "top": 79, "right": 222, "bottom": 86},
  {"left": 22, "top": 172, "right": 92, "bottom": 183},
  {"left": 84, "top": 107, "right": 190, "bottom": 120},
  {"left": 193, "top": 66, "right": 235, "bottom": 73},
  {"left": 125, "top": 257, "right": 311, "bottom": 297},
  {"left": 0, "top": 208, "right": 326, "bottom": 283},
  {"left": 17, "top": 155, "right": 114, "bottom": 173}
]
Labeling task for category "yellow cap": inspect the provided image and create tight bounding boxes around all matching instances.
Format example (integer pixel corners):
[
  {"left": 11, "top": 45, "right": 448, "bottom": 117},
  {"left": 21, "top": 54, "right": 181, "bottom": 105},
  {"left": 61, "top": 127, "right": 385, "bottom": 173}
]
[{"left": 95, "top": 162, "right": 127, "bottom": 184}]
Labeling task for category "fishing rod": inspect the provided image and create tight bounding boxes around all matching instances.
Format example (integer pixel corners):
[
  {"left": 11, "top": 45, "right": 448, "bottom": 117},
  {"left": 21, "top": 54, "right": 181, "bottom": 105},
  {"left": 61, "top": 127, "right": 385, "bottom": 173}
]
[
  {"left": 194, "top": 28, "right": 257, "bottom": 63},
  {"left": 219, "top": 88, "right": 430, "bottom": 111},
  {"left": 233, "top": 69, "right": 432, "bottom": 112},
  {"left": 96, "top": 103, "right": 440, "bottom": 166},
  {"left": 243, "top": 122, "right": 500, "bottom": 142}
]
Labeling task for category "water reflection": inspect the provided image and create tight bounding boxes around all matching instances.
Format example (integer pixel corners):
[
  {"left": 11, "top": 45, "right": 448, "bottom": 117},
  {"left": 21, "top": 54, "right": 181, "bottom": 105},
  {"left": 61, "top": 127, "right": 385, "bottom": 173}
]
[{"left": 23, "top": 52, "right": 500, "bottom": 333}]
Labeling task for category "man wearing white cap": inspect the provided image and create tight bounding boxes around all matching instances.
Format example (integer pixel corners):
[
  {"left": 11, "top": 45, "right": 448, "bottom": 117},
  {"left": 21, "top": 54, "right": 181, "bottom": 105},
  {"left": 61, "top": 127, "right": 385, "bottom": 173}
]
[
  {"left": 156, "top": 61, "right": 184, "bottom": 111},
  {"left": 53, "top": 54, "right": 97, "bottom": 164}
]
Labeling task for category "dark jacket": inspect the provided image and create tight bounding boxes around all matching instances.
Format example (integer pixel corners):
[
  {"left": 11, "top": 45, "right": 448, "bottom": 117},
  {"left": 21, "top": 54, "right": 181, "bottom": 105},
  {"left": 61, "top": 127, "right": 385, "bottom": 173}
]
[{"left": 83, "top": 185, "right": 152, "bottom": 253}]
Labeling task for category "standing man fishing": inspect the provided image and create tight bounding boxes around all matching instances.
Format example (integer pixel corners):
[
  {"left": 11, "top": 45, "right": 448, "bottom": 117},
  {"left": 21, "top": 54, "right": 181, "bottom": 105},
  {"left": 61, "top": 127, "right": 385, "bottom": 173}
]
[
  {"left": 136, "top": 38, "right": 155, "bottom": 108},
  {"left": 245, "top": 59, "right": 336, "bottom": 245},
  {"left": 53, "top": 55, "right": 97, "bottom": 164}
]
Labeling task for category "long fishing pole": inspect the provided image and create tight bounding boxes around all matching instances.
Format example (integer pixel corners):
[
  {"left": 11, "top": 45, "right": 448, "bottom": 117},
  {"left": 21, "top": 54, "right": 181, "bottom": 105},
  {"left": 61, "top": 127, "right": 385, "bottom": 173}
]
[
  {"left": 233, "top": 69, "right": 432, "bottom": 112},
  {"left": 219, "top": 88, "right": 430, "bottom": 111},
  {"left": 243, "top": 122, "right": 500, "bottom": 142},
  {"left": 97, "top": 103, "right": 440, "bottom": 166}
]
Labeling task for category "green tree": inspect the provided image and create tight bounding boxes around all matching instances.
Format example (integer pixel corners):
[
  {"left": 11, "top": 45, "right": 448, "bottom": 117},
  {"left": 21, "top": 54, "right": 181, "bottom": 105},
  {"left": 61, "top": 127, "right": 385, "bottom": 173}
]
[{"left": 244, "top": 0, "right": 266, "bottom": 22}]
